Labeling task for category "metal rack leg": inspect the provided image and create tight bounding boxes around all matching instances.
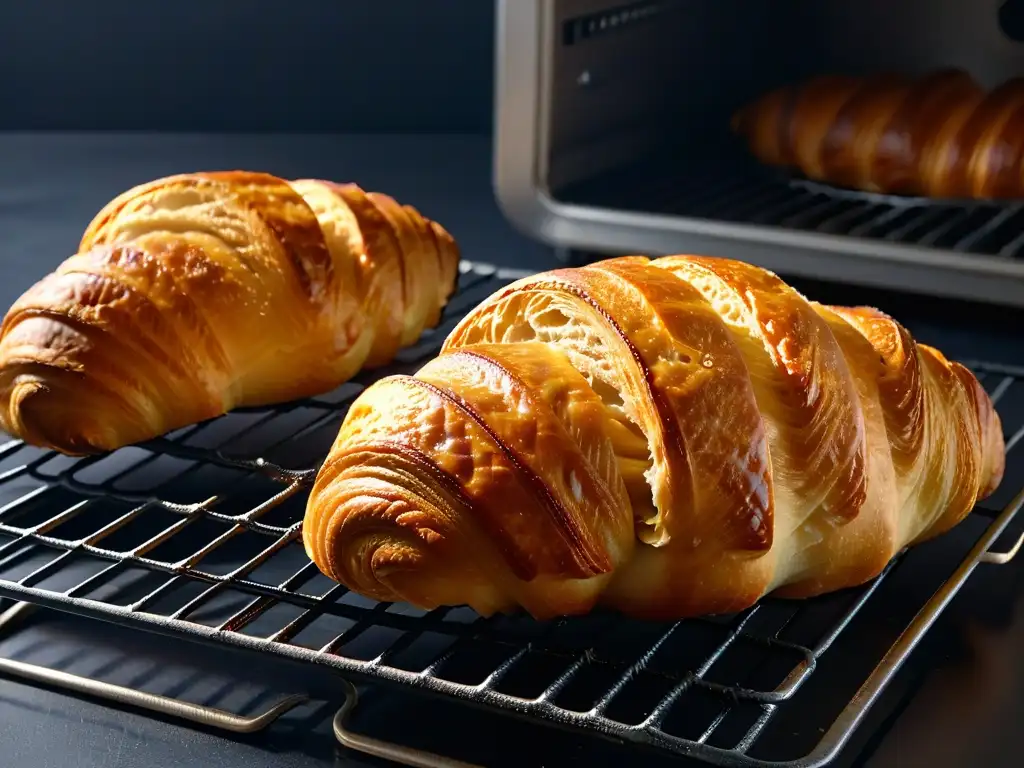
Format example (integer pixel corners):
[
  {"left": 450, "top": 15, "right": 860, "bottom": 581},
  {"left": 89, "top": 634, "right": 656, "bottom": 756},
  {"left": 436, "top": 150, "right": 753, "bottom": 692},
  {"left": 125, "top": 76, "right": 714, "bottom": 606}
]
[
  {"left": 333, "top": 679, "right": 482, "bottom": 768},
  {"left": 980, "top": 529, "right": 1024, "bottom": 565},
  {"left": 0, "top": 601, "right": 307, "bottom": 733}
]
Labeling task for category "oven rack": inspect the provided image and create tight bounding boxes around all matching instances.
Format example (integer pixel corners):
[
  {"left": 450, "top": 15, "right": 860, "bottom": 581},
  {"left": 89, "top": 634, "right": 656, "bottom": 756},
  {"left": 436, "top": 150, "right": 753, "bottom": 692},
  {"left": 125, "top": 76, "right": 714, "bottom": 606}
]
[
  {"left": 557, "top": 148, "right": 1024, "bottom": 261},
  {"left": 0, "top": 259, "right": 1021, "bottom": 768}
]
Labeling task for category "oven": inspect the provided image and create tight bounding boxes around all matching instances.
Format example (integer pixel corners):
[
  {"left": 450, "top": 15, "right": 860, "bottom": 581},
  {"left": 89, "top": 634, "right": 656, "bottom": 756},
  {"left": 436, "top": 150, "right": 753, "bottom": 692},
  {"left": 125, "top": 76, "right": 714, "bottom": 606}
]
[{"left": 493, "top": 0, "right": 1024, "bottom": 305}]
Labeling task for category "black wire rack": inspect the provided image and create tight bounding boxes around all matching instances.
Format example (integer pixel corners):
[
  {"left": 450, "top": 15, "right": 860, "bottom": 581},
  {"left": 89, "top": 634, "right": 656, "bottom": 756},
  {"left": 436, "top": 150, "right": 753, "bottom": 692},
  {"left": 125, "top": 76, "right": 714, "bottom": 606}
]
[{"left": 0, "top": 259, "right": 1023, "bottom": 768}]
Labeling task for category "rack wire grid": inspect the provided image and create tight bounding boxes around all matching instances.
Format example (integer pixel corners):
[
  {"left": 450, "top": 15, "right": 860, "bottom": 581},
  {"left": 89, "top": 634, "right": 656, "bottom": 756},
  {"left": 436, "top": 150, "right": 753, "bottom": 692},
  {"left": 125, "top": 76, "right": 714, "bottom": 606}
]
[
  {"left": 559, "top": 144, "right": 1024, "bottom": 261},
  {"left": 0, "top": 259, "right": 1022, "bottom": 768}
]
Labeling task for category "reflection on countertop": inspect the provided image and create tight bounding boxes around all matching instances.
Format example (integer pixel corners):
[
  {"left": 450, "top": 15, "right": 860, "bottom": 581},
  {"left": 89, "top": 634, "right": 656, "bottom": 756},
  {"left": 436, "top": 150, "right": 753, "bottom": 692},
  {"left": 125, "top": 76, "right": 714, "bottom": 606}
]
[{"left": 867, "top": 558, "right": 1024, "bottom": 768}]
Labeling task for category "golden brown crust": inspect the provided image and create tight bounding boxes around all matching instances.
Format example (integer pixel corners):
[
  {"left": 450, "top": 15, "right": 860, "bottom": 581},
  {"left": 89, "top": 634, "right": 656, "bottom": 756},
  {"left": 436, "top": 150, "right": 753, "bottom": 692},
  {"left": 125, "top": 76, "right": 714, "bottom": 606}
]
[
  {"left": 307, "top": 342, "right": 636, "bottom": 619},
  {"left": 654, "top": 256, "right": 868, "bottom": 525},
  {"left": 445, "top": 257, "right": 774, "bottom": 555},
  {"left": 733, "top": 69, "right": 1024, "bottom": 198},
  {"left": 319, "top": 182, "right": 407, "bottom": 367},
  {"left": 824, "top": 306, "right": 924, "bottom": 474},
  {"left": 304, "top": 253, "right": 1004, "bottom": 620},
  {"left": 0, "top": 171, "right": 459, "bottom": 454}
]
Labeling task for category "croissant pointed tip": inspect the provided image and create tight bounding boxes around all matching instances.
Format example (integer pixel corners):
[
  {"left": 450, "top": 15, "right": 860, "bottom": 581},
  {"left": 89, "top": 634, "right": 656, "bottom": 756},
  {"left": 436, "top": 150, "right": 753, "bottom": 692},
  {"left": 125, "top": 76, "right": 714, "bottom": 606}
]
[
  {"left": 2, "top": 377, "right": 98, "bottom": 456},
  {"left": 4, "top": 376, "right": 44, "bottom": 429}
]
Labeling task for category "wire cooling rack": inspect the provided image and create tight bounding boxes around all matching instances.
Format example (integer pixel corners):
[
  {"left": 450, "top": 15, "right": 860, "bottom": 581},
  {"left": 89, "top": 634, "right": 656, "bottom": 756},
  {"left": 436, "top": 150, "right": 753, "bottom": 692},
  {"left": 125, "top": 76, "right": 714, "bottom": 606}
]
[{"left": 0, "top": 260, "right": 1022, "bottom": 768}]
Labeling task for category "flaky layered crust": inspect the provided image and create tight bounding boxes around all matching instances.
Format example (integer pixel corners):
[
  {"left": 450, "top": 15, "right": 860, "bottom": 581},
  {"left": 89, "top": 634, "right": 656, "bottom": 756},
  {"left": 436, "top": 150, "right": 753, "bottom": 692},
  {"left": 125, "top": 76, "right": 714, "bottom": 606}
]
[
  {"left": 303, "top": 254, "right": 1005, "bottom": 621},
  {"left": 732, "top": 69, "right": 1024, "bottom": 198},
  {"left": 0, "top": 171, "right": 459, "bottom": 454}
]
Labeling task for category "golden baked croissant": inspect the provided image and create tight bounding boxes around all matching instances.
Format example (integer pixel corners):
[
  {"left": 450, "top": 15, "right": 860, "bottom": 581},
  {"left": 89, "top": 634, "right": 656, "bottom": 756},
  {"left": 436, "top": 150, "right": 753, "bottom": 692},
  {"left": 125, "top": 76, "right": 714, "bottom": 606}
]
[
  {"left": 732, "top": 69, "right": 1024, "bottom": 199},
  {"left": 303, "top": 254, "right": 1005, "bottom": 621},
  {"left": 0, "top": 171, "right": 460, "bottom": 455}
]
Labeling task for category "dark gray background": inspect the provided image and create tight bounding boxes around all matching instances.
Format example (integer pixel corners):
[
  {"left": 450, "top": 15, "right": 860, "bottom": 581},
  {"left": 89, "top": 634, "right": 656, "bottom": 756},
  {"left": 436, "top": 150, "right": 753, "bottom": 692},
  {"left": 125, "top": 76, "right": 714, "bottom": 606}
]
[
  {"left": 0, "top": 0, "right": 532, "bottom": 311},
  {"left": 0, "top": 0, "right": 494, "bottom": 133}
]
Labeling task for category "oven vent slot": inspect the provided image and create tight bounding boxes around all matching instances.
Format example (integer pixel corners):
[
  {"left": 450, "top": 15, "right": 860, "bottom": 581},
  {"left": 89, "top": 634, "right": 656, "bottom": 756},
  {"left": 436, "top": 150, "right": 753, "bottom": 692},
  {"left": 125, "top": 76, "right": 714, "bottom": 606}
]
[{"left": 562, "top": 1, "right": 672, "bottom": 45}]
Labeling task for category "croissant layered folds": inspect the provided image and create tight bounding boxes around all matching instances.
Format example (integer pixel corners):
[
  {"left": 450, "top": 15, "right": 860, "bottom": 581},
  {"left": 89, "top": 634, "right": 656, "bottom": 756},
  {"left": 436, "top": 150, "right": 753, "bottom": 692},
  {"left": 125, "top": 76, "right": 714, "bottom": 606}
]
[
  {"left": 732, "top": 69, "right": 1024, "bottom": 199},
  {"left": 304, "top": 255, "right": 1005, "bottom": 620},
  {"left": 0, "top": 171, "right": 460, "bottom": 455}
]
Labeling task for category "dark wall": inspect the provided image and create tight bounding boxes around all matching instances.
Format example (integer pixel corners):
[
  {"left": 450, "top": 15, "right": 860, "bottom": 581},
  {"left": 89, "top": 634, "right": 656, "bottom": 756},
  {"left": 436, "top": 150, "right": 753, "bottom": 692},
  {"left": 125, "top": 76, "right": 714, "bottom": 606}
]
[{"left": 0, "top": 0, "right": 495, "bottom": 132}]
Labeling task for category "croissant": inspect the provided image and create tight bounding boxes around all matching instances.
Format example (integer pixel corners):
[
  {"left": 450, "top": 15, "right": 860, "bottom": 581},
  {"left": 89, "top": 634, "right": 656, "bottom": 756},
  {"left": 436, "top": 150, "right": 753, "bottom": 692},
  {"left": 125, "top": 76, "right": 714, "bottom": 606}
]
[
  {"left": 732, "top": 69, "right": 1024, "bottom": 199},
  {"left": 303, "top": 254, "right": 1005, "bottom": 621},
  {"left": 0, "top": 171, "right": 460, "bottom": 455}
]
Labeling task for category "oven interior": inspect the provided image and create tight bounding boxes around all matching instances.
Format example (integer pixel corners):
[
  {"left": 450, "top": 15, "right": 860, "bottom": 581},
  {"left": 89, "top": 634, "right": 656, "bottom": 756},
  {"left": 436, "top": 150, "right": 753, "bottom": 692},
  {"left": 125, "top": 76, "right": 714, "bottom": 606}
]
[{"left": 545, "top": 0, "right": 1024, "bottom": 261}]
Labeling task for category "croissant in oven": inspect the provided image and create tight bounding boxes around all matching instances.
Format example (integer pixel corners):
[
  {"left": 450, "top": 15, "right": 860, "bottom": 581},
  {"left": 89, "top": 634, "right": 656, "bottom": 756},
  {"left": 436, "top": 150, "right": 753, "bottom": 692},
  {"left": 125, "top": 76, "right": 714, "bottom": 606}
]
[
  {"left": 303, "top": 255, "right": 1005, "bottom": 620},
  {"left": 732, "top": 69, "right": 1024, "bottom": 199},
  {"left": 0, "top": 171, "right": 460, "bottom": 455}
]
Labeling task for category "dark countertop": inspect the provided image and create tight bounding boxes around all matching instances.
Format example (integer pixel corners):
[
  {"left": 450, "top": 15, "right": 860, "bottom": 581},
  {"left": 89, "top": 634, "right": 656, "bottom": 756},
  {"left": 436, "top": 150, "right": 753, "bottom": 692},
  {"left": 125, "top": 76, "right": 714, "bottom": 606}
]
[{"left": 0, "top": 132, "right": 1023, "bottom": 768}]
